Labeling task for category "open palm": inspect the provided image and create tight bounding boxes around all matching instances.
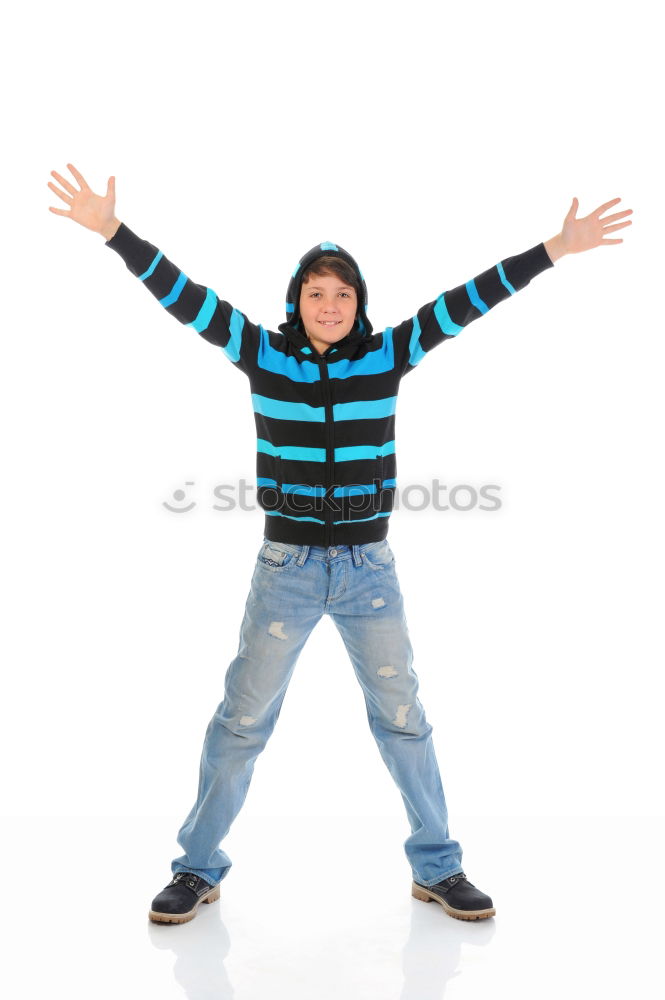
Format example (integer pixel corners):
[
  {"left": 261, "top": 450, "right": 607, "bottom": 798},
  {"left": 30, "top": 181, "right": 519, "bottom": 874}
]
[
  {"left": 47, "top": 163, "right": 116, "bottom": 235},
  {"left": 560, "top": 197, "right": 633, "bottom": 254}
]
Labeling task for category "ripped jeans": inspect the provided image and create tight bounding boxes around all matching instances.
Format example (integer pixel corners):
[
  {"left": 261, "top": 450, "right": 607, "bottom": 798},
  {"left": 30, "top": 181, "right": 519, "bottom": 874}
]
[{"left": 171, "top": 537, "right": 464, "bottom": 888}]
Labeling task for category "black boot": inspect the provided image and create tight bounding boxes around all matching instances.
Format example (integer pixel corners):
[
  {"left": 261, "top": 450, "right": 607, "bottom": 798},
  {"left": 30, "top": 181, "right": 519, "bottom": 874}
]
[
  {"left": 412, "top": 872, "right": 495, "bottom": 920},
  {"left": 149, "top": 872, "right": 221, "bottom": 924}
]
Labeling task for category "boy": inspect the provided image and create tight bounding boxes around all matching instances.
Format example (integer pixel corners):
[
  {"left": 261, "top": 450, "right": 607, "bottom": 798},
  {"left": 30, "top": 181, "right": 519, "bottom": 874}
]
[{"left": 48, "top": 164, "right": 632, "bottom": 924}]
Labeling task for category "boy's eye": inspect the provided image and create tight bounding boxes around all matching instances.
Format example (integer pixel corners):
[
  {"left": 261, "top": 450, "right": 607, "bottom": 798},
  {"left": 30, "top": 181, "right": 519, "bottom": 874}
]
[{"left": 310, "top": 291, "right": 351, "bottom": 298}]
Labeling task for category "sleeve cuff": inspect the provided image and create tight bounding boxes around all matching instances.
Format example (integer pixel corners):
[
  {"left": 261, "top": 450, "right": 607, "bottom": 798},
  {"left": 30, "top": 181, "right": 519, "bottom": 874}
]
[
  {"left": 104, "top": 222, "right": 144, "bottom": 264},
  {"left": 504, "top": 241, "right": 555, "bottom": 290}
]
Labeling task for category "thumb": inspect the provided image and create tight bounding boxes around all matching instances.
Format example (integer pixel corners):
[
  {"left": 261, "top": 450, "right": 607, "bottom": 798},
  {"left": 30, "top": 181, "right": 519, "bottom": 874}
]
[
  {"left": 106, "top": 175, "right": 115, "bottom": 199},
  {"left": 565, "top": 196, "right": 578, "bottom": 221}
]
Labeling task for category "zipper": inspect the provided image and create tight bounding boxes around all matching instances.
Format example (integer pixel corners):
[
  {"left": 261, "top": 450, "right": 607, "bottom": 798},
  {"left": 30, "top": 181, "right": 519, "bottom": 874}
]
[{"left": 318, "top": 355, "right": 335, "bottom": 546}]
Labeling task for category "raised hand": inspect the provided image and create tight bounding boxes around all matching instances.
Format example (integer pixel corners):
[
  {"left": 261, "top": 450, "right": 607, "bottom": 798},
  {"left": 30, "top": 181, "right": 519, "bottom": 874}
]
[
  {"left": 47, "top": 163, "right": 120, "bottom": 240},
  {"left": 560, "top": 197, "right": 632, "bottom": 254}
]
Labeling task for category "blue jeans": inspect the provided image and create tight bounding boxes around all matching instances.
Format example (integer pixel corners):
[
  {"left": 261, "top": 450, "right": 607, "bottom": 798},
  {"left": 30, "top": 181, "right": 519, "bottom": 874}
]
[{"left": 171, "top": 537, "right": 464, "bottom": 888}]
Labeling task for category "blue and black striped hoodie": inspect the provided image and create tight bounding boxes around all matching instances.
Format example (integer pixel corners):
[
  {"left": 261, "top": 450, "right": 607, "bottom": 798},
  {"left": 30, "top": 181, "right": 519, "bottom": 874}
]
[{"left": 105, "top": 224, "right": 554, "bottom": 546}]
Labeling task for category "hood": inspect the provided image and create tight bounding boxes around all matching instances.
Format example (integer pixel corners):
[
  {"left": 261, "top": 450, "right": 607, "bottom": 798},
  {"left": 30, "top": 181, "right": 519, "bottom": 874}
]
[{"left": 278, "top": 241, "right": 373, "bottom": 353}]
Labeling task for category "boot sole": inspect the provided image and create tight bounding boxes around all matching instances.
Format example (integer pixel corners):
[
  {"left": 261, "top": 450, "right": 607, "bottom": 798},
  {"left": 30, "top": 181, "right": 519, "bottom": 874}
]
[
  {"left": 149, "top": 882, "right": 221, "bottom": 923},
  {"left": 411, "top": 881, "right": 496, "bottom": 920}
]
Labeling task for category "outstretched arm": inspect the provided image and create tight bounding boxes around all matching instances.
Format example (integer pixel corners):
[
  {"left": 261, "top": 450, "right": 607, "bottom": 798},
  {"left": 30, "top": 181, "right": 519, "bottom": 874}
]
[
  {"left": 392, "top": 197, "right": 633, "bottom": 377},
  {"left": 47, "top": 163, "right": 260, "bottom": 375}
]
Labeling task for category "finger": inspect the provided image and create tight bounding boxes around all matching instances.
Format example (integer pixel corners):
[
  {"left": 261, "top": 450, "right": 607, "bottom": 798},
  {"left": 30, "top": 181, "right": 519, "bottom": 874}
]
[
  {"left": 67, "top": 162, "right": 90, "bottom": 190},
  {"left": 601, "top": 209, "right": 633, "bottom": 223},
  {"left": 50, "top": 169, "right": 77, "bottom": 196},
  {"left": 601, "top": 221, "right": 632, "bottom": 234},
  {"left": 565, "top": 197, "right": 578, "bottom": 219},
  {"left": 48, "top": 205, "right": 71, "bottom": 217},
  {"left": 594, "top": 197, "right": 622, "bottom": 217},
  {"left": 599, "top": 208, "right": 633, "bottom": 225},
  {"left": 600, "top": 238, "right": 623, "bottom": 245},
  {"left": 47, "top": 180, "right": 72, "bottom": 205}
]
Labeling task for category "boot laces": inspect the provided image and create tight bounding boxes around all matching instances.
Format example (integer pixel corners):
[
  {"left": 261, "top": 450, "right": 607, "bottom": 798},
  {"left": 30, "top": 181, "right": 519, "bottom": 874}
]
[{"left": 174, "top": 872, "right": 198, "bottom": 888}]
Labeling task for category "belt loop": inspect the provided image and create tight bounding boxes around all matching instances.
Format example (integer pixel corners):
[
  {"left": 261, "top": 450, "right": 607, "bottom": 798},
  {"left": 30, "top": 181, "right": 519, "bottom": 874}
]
[
  {"left": 352, "top": 544, "right": 362, "bottom": 567},
  {"left": 297, "top": 544, "right": 310, "bottom": 567}
]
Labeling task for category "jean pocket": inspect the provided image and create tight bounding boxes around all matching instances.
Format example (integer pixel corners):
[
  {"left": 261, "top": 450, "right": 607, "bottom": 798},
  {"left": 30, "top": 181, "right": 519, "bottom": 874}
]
[
  {"left": 361, "top": 540, "right": 395, "bottom": 570},
  {"left": 257, "top": 541, "right": 296, "bottom": 570}
]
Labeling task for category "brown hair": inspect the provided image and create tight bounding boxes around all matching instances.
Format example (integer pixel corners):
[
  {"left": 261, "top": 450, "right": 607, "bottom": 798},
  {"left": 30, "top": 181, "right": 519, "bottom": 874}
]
[{"left": 300, "top": 255, "right": 360, "bottom": 298}]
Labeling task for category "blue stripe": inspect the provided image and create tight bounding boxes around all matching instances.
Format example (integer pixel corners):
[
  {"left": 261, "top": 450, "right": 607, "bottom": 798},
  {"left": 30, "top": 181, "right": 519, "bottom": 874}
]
[
  {"left": 257, "top": 439, "right": 327, "bottom": 462},
  {"left": 258, "top": 442, "right": 395, "bottom": 463},
  {"left": 320, "top": 241, "right": 338, "bottom": 251},
  {"left": 332, "top": 396, "right": 397, "bottom": 421},
  {"left": 433, "top": 292, "right": 464, "bottom": 336},
  {"left": 333, "top": 484, "right": 376, "bottom": 496},
  {"left": 257, "top": 477, "right": 278, "bottom": 488},
  {"left": 187, "top": 287, "right": 217, "bottom": 335},
  {"left": 138, "top": 250, "right": 163, "bottom": 281},
  {"left": 159, "top": 271, "right": 188, "bottom": 308},
  {"left": 258, "top": 326, "right": 320, "bottom": 382},
  {"left": 285, "top": 302, "right": 295, "bottom": 313},
  {"left": 217, "top": 307, "right": 244, "bottom": 363},
  {"left": 409, "top": 314, "right": 427, "bottom": 367},
  {"left": 281, "top": 484, "right": 326, "bottom": 496},
  {"left": 259, "top": 331, "right": 396, "bottom": 381},
  {"left": 496, "top": 261, "right": 516, "bottom": 295},
  {"left": 333, "top": 511, "right": 392, "bottom": 524},
  {"left": 252, "top": 393, "right": 325, "bottom": 422},
  {"left": 335, "top": 441, "right": 395, "bottom": 462},
  {"left": 265, "top": 511, "right": 326, "bottom": 524},
  {"left": 327, "top": 328, "right": 395, "bottom": 378},
  {"left": 465, "top": 279, "right": 489, "bottom": 314}
]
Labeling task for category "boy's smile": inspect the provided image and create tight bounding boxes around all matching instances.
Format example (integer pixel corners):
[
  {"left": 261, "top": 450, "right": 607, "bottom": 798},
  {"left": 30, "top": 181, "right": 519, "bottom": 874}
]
[{"left": 299, "top": 272, "right": 358, "bottom": 355}]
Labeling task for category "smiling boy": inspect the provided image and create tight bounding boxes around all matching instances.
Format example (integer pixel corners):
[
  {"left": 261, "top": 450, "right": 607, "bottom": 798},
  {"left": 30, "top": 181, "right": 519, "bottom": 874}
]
[
  {"left": 299, "top": 272, "right": 358, "bottom": 354},
  {"left": 48, "top": 164, "right": 632, "bottom": 924}
]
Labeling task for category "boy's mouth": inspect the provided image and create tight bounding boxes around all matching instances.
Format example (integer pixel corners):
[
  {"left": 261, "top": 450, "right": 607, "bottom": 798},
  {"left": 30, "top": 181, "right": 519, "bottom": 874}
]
[{"left": 319, "top": 320, "right": 341, "bottom": 326}]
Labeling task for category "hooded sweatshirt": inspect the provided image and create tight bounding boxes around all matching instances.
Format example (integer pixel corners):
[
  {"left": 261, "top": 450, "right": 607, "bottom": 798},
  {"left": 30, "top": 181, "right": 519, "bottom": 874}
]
[{"left": 105, "top": 224, "right": 554, "bottom": 546}]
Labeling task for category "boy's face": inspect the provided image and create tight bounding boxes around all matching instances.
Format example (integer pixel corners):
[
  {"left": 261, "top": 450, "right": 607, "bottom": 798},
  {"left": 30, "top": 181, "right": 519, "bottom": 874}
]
[{"left": 299, "top": 271, "right": 358, "bottom": 355}]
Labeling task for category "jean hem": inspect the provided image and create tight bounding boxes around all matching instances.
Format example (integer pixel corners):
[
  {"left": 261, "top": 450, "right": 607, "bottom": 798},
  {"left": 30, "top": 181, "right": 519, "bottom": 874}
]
[
  {"left": 171, "top": 865, "right": 220, "bottom": 888},
  {"left": 412, "top": 866, "right": 465, "bottom": 887}
]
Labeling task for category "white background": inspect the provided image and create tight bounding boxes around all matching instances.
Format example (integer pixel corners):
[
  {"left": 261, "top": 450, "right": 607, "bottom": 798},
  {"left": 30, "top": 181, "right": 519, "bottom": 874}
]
[{"left": 2, "top": 0, "right": 663, "bottom": 996}]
